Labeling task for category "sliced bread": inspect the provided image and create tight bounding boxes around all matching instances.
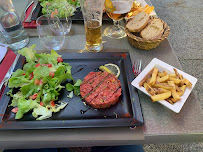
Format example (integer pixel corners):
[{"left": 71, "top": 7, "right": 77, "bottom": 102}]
[
  {"left": 140, "top": 18, "right": 164, "bottom": 40},
  {"left": 126, "top": 12, "right": 150, "bottom": 32}
]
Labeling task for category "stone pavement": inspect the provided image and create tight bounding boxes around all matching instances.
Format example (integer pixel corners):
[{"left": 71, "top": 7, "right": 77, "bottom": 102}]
[{"left": 143, "top": 0, "right": 203, "bottom": 151}]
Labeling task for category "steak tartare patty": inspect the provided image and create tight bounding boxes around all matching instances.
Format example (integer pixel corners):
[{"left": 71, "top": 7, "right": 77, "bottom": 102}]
[{"left": 80, "top": 71, "right": 122, "bottom": 109}]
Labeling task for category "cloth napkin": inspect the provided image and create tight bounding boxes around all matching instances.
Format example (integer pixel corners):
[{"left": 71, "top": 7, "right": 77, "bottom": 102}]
[
  {"left": 23, "top": 3, "right": 37, "bottom": 28},
  {"left": 0, "top": 49, "right": 17, "bottom": 99},
  {"left": 0, "top": 43, "right": 8, "bottom": 63}
]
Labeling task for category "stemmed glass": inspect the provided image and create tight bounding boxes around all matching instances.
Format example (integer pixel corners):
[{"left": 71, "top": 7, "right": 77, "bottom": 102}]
[
  {"left": 104, "top": 0, "right": 133, "bottom": 39},
  {"left": 36, "top": 15, "right": 65, "bottom": 51}
]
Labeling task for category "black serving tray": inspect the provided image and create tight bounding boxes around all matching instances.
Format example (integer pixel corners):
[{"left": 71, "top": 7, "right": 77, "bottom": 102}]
[
  {"left": 31, "top": 2, "right": 111, "bottom": 21},
  {"left": 0, "top": 52, "right": 144, "bottom": 130}
]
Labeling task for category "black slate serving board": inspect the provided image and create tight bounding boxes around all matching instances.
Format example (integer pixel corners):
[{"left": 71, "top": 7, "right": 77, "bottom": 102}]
[{"left": 0, "top": 52, "right": 143, "bottom": 130}]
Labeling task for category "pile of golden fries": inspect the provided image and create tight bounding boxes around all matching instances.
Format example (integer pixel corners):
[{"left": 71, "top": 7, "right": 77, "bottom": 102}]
[
  {"left": 126, "top": 1, "right": 154, "bottom": 18},
  {"left": 139, "top": 68, "right": 192, "bottom": 104}
]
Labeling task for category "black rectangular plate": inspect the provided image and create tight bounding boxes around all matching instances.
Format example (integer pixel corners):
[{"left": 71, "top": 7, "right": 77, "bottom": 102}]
[
  {"left": 0, "top": 52, "right": 144, "bottom": 130},
  {"left": 31, "top": 2, "right": 111, "bottom": 21}
]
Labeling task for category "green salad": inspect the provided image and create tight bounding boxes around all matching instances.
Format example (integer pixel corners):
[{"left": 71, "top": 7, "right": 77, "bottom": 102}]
[
  {"left": 39, "top": 0, "right": 80, "bottom": 18},
  {"left": 8, "top": 45, "right": 81, "bottom": 120}
]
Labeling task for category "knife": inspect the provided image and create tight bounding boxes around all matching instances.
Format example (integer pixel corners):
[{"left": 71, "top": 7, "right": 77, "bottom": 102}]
[
  {"left": 21, "top": 0, "right": 34, "bottom": 22},
  {"left": 24, "top": 0, "right": 38, "bottom": 22}
]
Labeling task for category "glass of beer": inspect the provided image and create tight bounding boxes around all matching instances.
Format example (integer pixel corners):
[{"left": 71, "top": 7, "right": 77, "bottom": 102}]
[
  {"left": 79, "top": 0, "right": 105, "bottom": 52},
  {"left": 104, "top": 0, "right": 133, "bottom": 39}
]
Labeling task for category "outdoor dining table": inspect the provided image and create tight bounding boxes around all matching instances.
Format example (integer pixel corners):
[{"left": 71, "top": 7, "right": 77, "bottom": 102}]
[{"left": 0, "top": 0, "right": 202, "bottom": 149}]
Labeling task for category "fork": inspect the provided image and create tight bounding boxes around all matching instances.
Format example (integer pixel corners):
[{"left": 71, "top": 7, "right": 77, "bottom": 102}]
[{"left": 132, "top": 59, "right": 142, "bottom": 77}]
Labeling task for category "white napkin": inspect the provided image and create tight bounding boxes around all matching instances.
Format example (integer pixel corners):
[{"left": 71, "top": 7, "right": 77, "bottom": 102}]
[{"left": 0, "top": 43, "right": 8, "bottom": 63}]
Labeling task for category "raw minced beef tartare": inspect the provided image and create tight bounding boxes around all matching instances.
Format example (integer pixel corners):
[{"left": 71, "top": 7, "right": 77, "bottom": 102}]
[{"left": 80, "top": 71, "right": 122, "bottom": 109}]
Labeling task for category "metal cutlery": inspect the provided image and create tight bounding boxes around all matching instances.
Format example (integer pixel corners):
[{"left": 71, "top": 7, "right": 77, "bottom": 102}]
[
  {"left": 24, "top": 0, "right": 38, "bottom": 22},
  {"left": 132, "top": 59, "right": 142, "bottom": 77},
  {"left": 21, "top": 0, "right": 34, "bottom": 21}
]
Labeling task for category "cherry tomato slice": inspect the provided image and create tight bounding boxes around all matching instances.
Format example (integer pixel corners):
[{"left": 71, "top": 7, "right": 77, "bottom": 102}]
[
  {"left": 39, "top": 79, "right": 43, "bottom": 85},
  {"left": 32, "top": 93, "right": 38, "bottom": 100},
  {"left": 50, "top": 100, "right": 55, "bottom": 107},
  {"left": 11, "top": 107, "right": 18, "bottom": 113},
  {"left": 49, "top": 72, "right": 55, "bottom": 78},
  {"left": 57, "top": 57, "right": 63, "bottom": 62},
  {"left": 40, "top": 101, "right": 43, "bottom": 106},
  {"left": 34, "top": 79, "right": 40, "bottom": 85},
  {"left": 35, "top": 63, "right": 41, "bottom": 67}
]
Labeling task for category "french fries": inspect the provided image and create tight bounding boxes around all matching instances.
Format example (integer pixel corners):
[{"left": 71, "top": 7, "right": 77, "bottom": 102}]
[
  {"left": 157, "top": 74, "right": 169, "bottom": 83},
  {"left": 139, "top": 68, "right": 192, "bottom": 104},
  {"left": 151, "top": 91, "right": 171, "bottom": 102},
  {"left": 139, "top": 68, "right": 154, "bottom": 87},
  {"left": 152, "top": 82, "right": 173, "bottom": 90},
  {"left": 144, "top": 83, "right": 156, "bottom": 96},
  {"left": 148, "top": 68, "right": 159, "bottom": 85},
  {"left": 126, "top": 2, "right": 154, "bottom": 19}
]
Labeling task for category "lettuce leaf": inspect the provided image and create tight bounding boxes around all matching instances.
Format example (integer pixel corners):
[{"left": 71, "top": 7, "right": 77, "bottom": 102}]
[
  {"left": 9, "top": 92, "right": 23, "bottom": 107},
  {"left": 51, "top": 49, "right": 61, "bottom": 57},
  {"left": 8, "top": 77, "right": 30, "bottom": 88},
  {"left": 66, "top": 79, "right": 82, "bottom": 96},
  {"left": 33, "top": 66, "right": 50, "bottom": 79},
  {"left": 18, "top": 45, "right": 36, "bottom": 62},
  {"left": 15, "top": 98, "right": 37, "bottom": 119},
  {"left": 32, "top": 104, "right": 52, "bottom": 120},
  {"left": 11, "top": 69, "right": 25, "bottom": 77}
]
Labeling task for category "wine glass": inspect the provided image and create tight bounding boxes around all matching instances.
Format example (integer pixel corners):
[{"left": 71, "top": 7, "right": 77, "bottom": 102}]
[
  {"left": 104, "top": 0, "right": 133, "bottom": 39},
  {"left": 46, "top": 2, "right": 74, "bottom": 35},
  {"left": 36, "top": 15, "right": 65, "bottom": 51}
]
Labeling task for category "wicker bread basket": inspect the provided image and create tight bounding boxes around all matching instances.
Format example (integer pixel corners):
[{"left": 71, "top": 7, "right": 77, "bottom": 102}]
[{"left": 125, "top": 16, "right": 170, "bottom": 50}]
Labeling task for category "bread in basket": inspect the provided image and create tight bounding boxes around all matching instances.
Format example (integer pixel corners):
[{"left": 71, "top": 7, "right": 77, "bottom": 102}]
[{"left": 125, "top": 12, "right": 170, "bottom": 50}]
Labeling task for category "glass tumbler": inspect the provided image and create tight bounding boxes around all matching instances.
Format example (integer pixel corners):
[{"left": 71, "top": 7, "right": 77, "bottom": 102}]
[
  {"left": 79, "top": 0, "right": 105, "bottom": 52},
  {"left": 46, "top": 2, "right": 74, "bottom": 35},
  {"left": 36, "top": 15, "right": 65, "bottom": 51}
]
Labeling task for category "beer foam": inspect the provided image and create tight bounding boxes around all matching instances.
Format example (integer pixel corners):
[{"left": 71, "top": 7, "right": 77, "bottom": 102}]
[{"left": 112, "top": 1, "right": 132, "bottom": 14}]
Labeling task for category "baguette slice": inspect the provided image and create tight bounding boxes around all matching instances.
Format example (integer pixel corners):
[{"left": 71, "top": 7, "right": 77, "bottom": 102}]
[
  {"left": 126, "top": 12, "right": 150, "bottom": 32},
  {"left": 140, "top": 18, "right": 164, "bottom": 40}
]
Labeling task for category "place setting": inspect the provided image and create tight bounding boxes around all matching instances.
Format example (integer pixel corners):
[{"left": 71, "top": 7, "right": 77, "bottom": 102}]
[{"left": 0, "top": 0, "right": 198, "bottom": 132}]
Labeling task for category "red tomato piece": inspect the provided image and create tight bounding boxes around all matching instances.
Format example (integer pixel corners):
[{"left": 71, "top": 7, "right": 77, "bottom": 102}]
[
  {"left": 35, "top": 63, "right": 41, "bottom": 67},
  {"left": 57, "top": 57, "right": 63, "bottom": 62},
  {"left": 22, "top": 73, "right": 25, "bottom": 75},
  {"left": 40, "top": 101, "right": 43, "bottom": 106},
  {"left": 49, "top": 71, "right": 55, "bottom": 78},
  {"left": 50, "top": 100, "right": 55, "bottom": 107},
  {"left": 47, "top": 63, "right": 52, "bottom": 67},
  {"left": 39, "top": 79, "right": 43, "bottom": 85},
  {"left": 34, "top": 79, "right": 40, "bottom": 85},
  {"left": 32, "top": 93, "right": 38, "bottom": 100},
  {"left": 11, "top": 107, "right": 18, "bottom": 113},
  {"left": 29, "top": 72, "right": 34, "bottom": 80},
  {"left": 43, "top": 64, "right": 52, "bottom": 67}
]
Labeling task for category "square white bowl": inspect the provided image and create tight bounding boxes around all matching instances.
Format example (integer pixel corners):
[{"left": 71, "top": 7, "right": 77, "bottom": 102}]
[{"left": 131, "top": 58, "right": 198, "bottom": 113}]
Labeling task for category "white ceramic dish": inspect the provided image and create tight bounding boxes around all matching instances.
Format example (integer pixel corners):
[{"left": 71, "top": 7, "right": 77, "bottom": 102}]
[
  {"left": 136, "top": 0, "right": 157, "bottom": 16},
  {"left": 131, "top": 58, "right": 198, "bottom": 113}
]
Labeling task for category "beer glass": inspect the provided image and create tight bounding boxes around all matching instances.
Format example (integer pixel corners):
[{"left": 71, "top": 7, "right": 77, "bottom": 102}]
[
  {"left": 79, "top": 0, "right": 105, "bottom": 52},
  {"left": 104, "top": 0, "right": 133, "bottom": 39}
]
